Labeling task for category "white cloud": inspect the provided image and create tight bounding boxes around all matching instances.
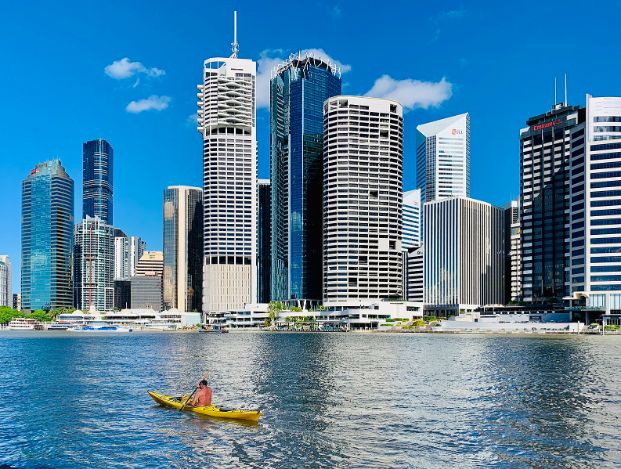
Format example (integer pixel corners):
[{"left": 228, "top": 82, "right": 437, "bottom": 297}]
[
  {"left": 126, "top": 95, "right": 171, "bottom": 113},
  {"left": 104, "top": 57, "right": 165, "bottom": 80},
  {"left": 365, "top": 75, "right": 453, "bottom": 111},
  {"left": 186, "top": 113, "right": 198, "bottom": 126},
  {"left": 256, "top": 48, "right": 350, "bottom": 109}
]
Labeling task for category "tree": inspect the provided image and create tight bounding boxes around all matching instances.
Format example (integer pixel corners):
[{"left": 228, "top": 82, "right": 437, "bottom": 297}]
[{"left": 0, "top": 307, "right": 21, "bottom": 325}]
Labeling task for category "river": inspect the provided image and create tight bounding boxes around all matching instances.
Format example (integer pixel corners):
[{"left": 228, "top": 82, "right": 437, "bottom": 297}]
[{"left": 0, "top": 331, "right": 620, "bottom": 467}]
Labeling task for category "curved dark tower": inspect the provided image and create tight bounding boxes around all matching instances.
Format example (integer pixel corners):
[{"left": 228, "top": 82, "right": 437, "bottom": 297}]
[{"left": 83, "top": 138, "right": 113, "bottom": 224}]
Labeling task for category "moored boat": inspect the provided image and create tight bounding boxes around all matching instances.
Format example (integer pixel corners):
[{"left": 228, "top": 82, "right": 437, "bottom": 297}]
[
  {"left": 7, "top": 318, "right": 44, "bottom": 330},
  {"left": 69, "top": 321, "right": 132, "bottom": 332},
  {"left": 147, "top": 391, "right": 260, "bottom": 422}
]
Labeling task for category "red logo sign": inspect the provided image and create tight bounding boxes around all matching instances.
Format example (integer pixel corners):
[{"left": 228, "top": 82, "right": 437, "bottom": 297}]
[
  {"left": 532, "top": 119, "right": 561, "bottom": 131},
  {"left": 451, "top": 128, "right": 463, "bottom": 135}
]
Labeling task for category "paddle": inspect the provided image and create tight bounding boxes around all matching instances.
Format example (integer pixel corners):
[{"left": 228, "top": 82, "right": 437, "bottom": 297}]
[{"left": 179, "top": 373, "right": 209, "bottom": 411}]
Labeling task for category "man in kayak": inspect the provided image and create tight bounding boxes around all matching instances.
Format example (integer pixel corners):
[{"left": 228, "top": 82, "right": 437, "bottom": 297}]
[{"left": 191, "top": 379, "right": 212, "bottom": 407}]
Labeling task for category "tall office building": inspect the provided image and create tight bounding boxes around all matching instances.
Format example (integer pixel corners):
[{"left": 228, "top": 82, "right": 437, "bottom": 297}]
[
  {"left": 83, "top": 139, "right": 113, "bottom": 224},
  {"left": 163, "top": 186, "right": 203, "bottom": 311},
  {"left": 405, "top": 247, "right": 424, "bottom": 302},
  {"left": 21, "top": 160, "right": 74, "bottom": 311},
  {"left": 131, "top": 251, "right": 163, "bottom": 310},
  {"left": 323, "top": 96, "right": 403, "bottom": 304},
  {"left": 520, "top": 102, "right": 585, "bottom": 303},
  {"left": 0, "top": 255, "right": 11, "bottom": 307},
  {"left": 257, "top": 179, "right": 271, "bottom": 303},
  {"left": 424, "top": 197, "right": 504, "bottom": 316},
  {"left": 114, "top": 233, "right": 146, "bottom": 280},
  {"left": 503, "top": 199, "right": 521, "bottom": 303},
  {"left": 73, "top": 216, "right": 115, "bottom": 311},
  {"left": 271, "top": 53, "right": 342, "bottom": 302},
  {"left": 197, "top": 17, "right": 257, "bottom": 313},
  {"left": 569, "top": 95, "right": 621, "bottom": 313},
  {"left": 402, "top": 189, "right": 422, "bottom": 250},
  {"left": 416, "top": 113, "right": 470, "bottom": 204}
]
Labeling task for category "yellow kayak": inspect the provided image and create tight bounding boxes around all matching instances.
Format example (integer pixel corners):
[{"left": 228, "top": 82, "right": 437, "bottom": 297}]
[{"left": 148, "top": 390, "right": 261, "bottom": 422}]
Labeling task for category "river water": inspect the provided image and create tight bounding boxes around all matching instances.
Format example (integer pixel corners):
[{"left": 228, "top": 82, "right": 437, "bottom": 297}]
[{"left": 0, "top": 331, "right": 620, "bottom": 468}]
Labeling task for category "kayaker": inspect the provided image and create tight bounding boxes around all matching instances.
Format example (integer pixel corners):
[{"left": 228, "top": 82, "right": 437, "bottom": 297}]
[{"left": 191, "top": 379, "right": 212, "bottom": 407}]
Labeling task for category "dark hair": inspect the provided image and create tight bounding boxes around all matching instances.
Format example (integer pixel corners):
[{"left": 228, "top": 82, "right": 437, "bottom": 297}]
[{"left": 199, "top": 379, "right": 208, "bottom": 386}]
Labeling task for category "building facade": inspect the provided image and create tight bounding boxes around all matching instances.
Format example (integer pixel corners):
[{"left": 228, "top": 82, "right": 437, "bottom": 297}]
[
  {"left": 114, "top": 234, "right": 146, "bottom": 281},
  {"left": 568, "top": 95, "right": 621, "bottom": 313},
  {"left": 114, "top": 280, "right": 131, "bottom": 310},
  {"left": 163, "top": 186, "right": 203, "bottom": 311},
  {"left": 257, "top": 179, "right": 271, "bottom": 303},
  {"left": 520, "top": 103, "right": 585, "bottom": 303},
  {"left": 271, "top": 53, "right": 342, "bottom": 302},
  {"left": 83, "top": 139, "right": 113, "bottom": 225},
  {"left": 0, "top": 255, "right": 11, "bottom": 307},
  {"left": 197, "top": 48, "right": 257, "bottom": 313},
  {"left": 402, "top": 189, "right": 422, "bottom": 250},
  {"left": 21, "top": 160, "right": 74, "bottom": 311},
  {"left": 323, "top": 96, "right": 403, "bottom": 305},
  {"left": 73, "top": 216, "right": 115, "bottom": 311},
  {"left": 424, "top": 197, "right": 504, "bottom": 316},
  {"left": 405, "top": 246, "right": 424, "bottom": 302},
  {"left": 503, "top": 198, "right": 521, "bottom": 303},
  {"left": 131, "top": 251, "right": 163, "bottom": 310},
  {"left": 416, "top": 113, "right": 470, "bottom": 204}
]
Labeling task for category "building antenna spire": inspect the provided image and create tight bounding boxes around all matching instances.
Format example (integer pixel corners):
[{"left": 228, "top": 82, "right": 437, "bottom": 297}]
[
  {"left": 564, "top": 73, "right": 568, "bottom": 106},
  {"left": 231, "top": 10, "right": 239, "bottom": 58},
  {"left": 554, "top": 77, "right": 557, "bottom": 106}
]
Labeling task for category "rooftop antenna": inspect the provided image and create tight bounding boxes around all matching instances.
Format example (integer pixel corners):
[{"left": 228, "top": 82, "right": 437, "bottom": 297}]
[
  {"left": 564, "top": 73, "right": 568, "bottom": 106},
  {"left": 231, "top": 11, "right": 239, "bottom": 58},
  {"left": 554, "top": 77, "right": 557, "bottom": 106}
]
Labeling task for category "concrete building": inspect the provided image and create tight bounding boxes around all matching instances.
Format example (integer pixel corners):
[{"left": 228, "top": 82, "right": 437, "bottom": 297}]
[
  {"left": 416, "top": 113, "right": 470, "bottom": 204},
  {"left": 270, "top": 53, "right": 342, "bottom": 302},
  {"left": 197, "top": 18, "right": 257, "bottom": 314},
  {"left": 424, "top": 197, "right": 504, "bottom": 316},
  {"left": 131, "top": 251, "right": 163, "bottom": 311},
  {"left": 520, "top": 102, "right": 585, "bottom": 303},
  {"left": 163, "top": 186, "right": 203, "bottom": 312},
  {"left": 257, "top": 179, "right": 271, "bottom": 303},
  {"left": 568, "top": 95, "right": 621, "bottom": 314},
  {"left": 73, "top": 216, "right": 115, "bottom": 311},
  {"left": 21, "top": 160, "right": 74, "bottom": 311},
  {"left": 503, "top": 199, "right": 521, "bottom": 303},
  {"left": 0, "top": 255, "right": 11, "bottom": 307},
  {"left": 405, "top": 246, "right": 424, "bottom": 302},
  {"left": 402, "top": 189, "right": 422, "bottom": 249},
  {"left": 114, "top": 233, "right": 146, "bottom": 281},
  {"left": 13, "top": 293, "right": 21, "bottom": 311},
  {"left": 323, "top": 96, "right": 403, "bottom": 306},
  {"left": 83, "top": 139, "right": 113, "bottom": 225}
]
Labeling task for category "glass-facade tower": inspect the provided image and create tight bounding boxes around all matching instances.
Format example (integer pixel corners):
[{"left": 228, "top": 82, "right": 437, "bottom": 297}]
[
  {"left": 257, "top": 179, "right": 271, "bottom": 303},
  {"left": 163, "top": 186, "right": 203, "bottom": 311},
  {"left": 21, "top": 160, "right": 74, "bottom": 310},
  {"left": 83, "top": 139, "right": 113, "bottom": 224},
  {"left": 270, "top": 54, "right": 341, "bottom": 301}
]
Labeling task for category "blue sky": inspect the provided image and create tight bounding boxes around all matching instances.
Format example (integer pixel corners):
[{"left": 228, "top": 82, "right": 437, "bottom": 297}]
[{"left": 0, "top": 0, "right": 619, "bottom": 292}]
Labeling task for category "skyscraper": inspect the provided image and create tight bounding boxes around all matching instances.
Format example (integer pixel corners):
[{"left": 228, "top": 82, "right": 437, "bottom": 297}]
[
  {"left": 323, "top": 96, "right": 403, "bottom": 304},
  {"left": 416, "top": 113, "right": 470, "bottom": 204},
  {"left": 83, "top": 139, "right": 113, "bottom": 224},
  {"left": 73, "top": 216, "right": 115, "bottom": 311},
  {"left": 0, "top": 255, "right": 11, "bottom": 307},
  {"left": 568, "top": 95, "right": 621, "bottom": 313},
  {"left": 257, "top": 179, "right": 271, "bottom": 303},
  {"left": 424, "top": 197, "right": 504, "bottom": 316},
  {"left": 21, "top": 160, "right": 74, "bottom": 311},
  {"left": 163, "top": 186, "right": 203, "bottom": 311},
  {"left": 503, "top": 199, "right": 521, "bottom": 303},
  {"left": 402, "top": 189, "right": 422, "bottom": 250},
  {"left": 114, "top": 233, "right": 146, "bottom": 280},
  {"left": 271, "top": 53, "right": 342, "bottom": 302},
  {"left": 197, "top": 14, "right": 257, "bottom": 313},
  {"left": 520, "top": 102, "right": 585, "bottom": 303}
]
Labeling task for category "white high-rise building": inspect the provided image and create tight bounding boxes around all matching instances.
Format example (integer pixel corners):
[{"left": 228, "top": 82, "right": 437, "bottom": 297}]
[
  {"left": 424, "top": 197, "right": 504, "bottom": 316},
  {"left": 569, "top": 95, "right": 621, "bottom": 313},
  {"left": 323, "top": 96, "right": 403, "bottom": 304},
  {"left": 416, "top": 113, "right": 470, "bottom": 204},
  {"left": 402, "top": 189, "right": 422, "bottom": 249},
  {"left": 503, "top": 199, "right": 521, "bottom": 303},
  {"left": 114, "top": 233, "right": 145, "bottom": 280},
  {"left": 197, "top": 14, "right": 257, "bottom": 314},
  {"left": 0, "top": 255, "right": 11, "bottom": 307},
  {"left": 74, "top": 216, "right": 115, "bottom": 311}
]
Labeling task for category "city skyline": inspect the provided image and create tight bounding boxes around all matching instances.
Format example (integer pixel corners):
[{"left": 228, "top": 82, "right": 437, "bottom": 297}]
[{"left": 2, "top": 1, "right": 621, "bottom": 290}]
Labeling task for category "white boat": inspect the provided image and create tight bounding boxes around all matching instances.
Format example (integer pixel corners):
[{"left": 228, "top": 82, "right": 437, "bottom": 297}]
[
  {"left": 69, "top": 321, "right": 132, "bottom": 333},
  {"left": 7, "top": 318, "right": 44, "bottom": 330}
]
